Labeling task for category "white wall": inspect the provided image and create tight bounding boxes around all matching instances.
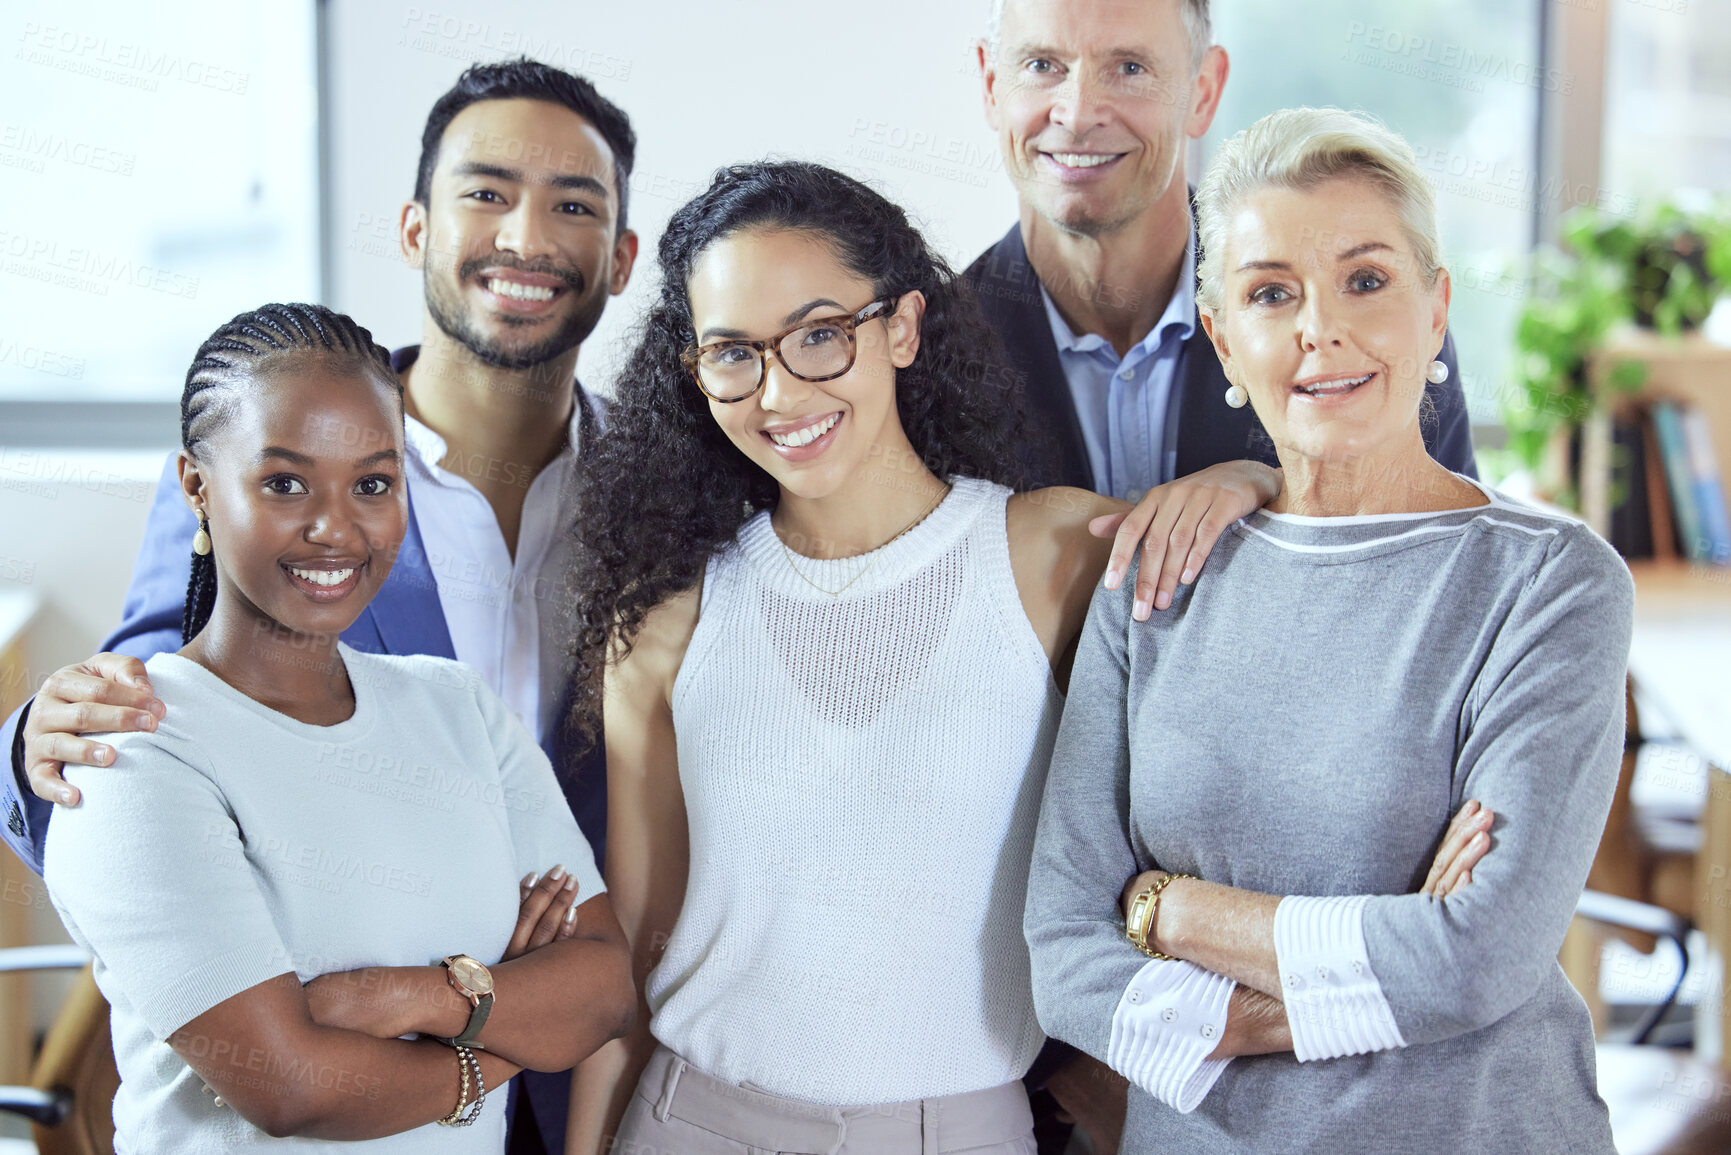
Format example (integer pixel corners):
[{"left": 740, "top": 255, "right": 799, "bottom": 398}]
[
  {"left": 0, "top": 449, "right": 165, "bottom": 1049},
  {"left": 0, "top": 449, "right": 163, "bottom": 686},
  {"left": 326, "top": 0, "right": 1021, "bottom": 395}
]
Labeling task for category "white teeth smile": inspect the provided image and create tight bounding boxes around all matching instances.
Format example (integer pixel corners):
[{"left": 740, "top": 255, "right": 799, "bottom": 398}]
[
  {"left": 767, "top": 413, "right": 841, "bottom": 448},
  {"left": 486, "top": 278, "right": 555, "bottom": 302},
  {"left": 289, "top": 566, "right": 355, "bottom": 588},
  {"left": 1297, "top": 373, "right": 1374, "bottom": 396},
  {"left": 1048, "top": 152, "right": 1118, "bottom": 168}
]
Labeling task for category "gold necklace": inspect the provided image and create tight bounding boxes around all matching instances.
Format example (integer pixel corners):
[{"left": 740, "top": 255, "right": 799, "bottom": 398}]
[{"left": 775, "top": 483, "right": 952, "bottom": 597}]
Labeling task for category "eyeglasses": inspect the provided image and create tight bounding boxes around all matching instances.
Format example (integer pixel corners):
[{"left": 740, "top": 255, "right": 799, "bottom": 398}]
[{"left": 680, "top": 297, "right": 898, "bottom": 403}]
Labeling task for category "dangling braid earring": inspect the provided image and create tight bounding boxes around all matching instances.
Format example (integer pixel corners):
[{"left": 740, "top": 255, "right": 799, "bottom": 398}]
[{"left": 182, "top": 514, "right": 218, "bottom": 643}]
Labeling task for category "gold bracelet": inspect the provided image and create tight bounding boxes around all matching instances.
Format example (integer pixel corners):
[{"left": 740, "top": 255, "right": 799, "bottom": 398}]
[
  {"left": 437, "top": 1044, "right": 473, "bottom": 1127},
  {"left": 1125, "top": 873, "right": 1196, "bottom": 960}
]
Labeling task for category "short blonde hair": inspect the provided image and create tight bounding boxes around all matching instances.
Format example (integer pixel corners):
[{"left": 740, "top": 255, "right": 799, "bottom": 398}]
[{"left": 1195, "top": 107, "right": 1443, "bottom": 313}]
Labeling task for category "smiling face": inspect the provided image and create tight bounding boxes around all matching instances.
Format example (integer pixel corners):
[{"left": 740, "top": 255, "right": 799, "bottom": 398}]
[
  {"left": 983, "top": 0, "right": 1219, "bottom": 236},
  {"left": 685, "top": 228, "right": 924, "bottom": 502},
  {"left": 1200, "top": 177, "right": 1450, "bottom": 467},
  {"left": 406, "top": 97, "right": 635, "bottom": 370},
  {"left": 181, "top": 360, "right": 408, "bottom": 642}
]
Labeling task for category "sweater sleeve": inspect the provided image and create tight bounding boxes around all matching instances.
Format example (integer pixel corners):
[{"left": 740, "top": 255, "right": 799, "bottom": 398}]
[
  {"left": 1357, "top": 525, "right": 1633, "bottom": 1046},
  {"left": 1026, "top": 571, "right": 1235, "bottom": 1110},
  {"left": 44, "top": 730, "right": 295, "bottom": 1040}
]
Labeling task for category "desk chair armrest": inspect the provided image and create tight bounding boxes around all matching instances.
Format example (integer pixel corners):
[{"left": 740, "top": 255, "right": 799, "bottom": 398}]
[
  {"left": 1577, "top": 888, "right": 1692, "bottom": 940},
  {"left": 0, "top": 1085, "right": 70, "bottom": 1127}
]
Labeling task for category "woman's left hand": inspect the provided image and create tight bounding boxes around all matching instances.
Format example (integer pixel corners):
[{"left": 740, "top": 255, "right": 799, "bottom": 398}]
[
  {"left": 1420, "top": 799, "right": 1495, "bottom": 897},
  {"left": 503, "top": 865, "right": 583, "bottom": 961},
  {"left": 1091, "top": 461, "right": 1282, "bottom": 620}
]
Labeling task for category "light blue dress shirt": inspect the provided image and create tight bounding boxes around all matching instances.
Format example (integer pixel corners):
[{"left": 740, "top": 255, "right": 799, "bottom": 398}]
[{"left": 1039, "top": 228, "right": 1198, "bottom": 502}]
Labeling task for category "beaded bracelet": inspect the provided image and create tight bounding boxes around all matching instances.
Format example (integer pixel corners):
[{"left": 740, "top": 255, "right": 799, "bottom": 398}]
[
  {"left": 454, "top": 1046, "right": 486, "bottom": 1126},
  {"left": 437, "top": 1044, "right": 485, "bottom": 1127}
]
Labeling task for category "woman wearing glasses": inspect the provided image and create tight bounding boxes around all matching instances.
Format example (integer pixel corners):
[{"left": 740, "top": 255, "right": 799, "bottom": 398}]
[{"left": 560, "top": 163, "right": 1481, "bottom": 1155}]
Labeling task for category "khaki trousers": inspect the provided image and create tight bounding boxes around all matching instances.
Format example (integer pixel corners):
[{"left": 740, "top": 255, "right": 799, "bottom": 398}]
[{"left": 612, "top": 1045, "right": 1038, "bottom": 1155}]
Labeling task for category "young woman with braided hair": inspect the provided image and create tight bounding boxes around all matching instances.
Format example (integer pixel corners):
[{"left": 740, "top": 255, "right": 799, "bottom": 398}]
[{"left": 43, "top": 303, "right": 633, "bottom": 1153}]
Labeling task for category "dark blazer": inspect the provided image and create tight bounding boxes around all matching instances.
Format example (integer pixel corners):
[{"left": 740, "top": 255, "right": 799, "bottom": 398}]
[
  {"left": 0, "top": 346, "right": 603, "bottom": 1155},
  {"left": 963, "top": 222, "right": 1478, "bottom": 489}
]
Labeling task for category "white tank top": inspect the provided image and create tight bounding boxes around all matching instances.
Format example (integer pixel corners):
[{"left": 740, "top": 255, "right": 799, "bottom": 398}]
[{"left": 649, "top": 477, "right": 1061, "bottom": 1104}]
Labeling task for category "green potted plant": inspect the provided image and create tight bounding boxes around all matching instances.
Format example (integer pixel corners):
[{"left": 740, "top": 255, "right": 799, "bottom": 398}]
[{"left": 1503, "top": 199, "right": 1731, "bottom": 496}]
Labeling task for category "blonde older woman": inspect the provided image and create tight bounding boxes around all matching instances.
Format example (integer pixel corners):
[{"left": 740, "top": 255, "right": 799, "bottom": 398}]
[{"left": 1024, "top": 108, "right": 1630, "bottom": 1153}]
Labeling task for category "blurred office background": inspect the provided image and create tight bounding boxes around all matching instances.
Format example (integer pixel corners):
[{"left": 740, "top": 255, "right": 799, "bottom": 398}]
[{"left": 2, "top": 1, "right": 1730, "bottom": 1150}]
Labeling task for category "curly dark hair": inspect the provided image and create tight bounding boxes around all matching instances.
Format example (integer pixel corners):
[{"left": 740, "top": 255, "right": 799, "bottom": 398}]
[{"left": 566, "top": 161, "right": 1031, "bottom": 748}]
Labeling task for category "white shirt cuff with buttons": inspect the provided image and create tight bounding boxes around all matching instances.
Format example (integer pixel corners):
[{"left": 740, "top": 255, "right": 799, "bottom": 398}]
[
  {"left": 1106, "top": 958, "right": 1236, "bottom": 1113},
  {"left": 1272, "top": 894, "right": 1407, "bottom": 1062}
]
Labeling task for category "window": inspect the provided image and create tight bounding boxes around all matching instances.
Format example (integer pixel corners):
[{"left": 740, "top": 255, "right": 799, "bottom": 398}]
[
  {"left": 1600, "top": 0, "right": 1731, "bottom": 210},
  {"left": 1201, "top": 0, "right": 1547, "bottom": 425},
  {"left": 0, "top": 0, "right": 319, "bottom": 401}
]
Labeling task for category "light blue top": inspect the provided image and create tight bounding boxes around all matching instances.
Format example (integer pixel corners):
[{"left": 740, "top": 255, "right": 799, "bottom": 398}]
[
  {"left": 45, "top": 645, "right": 605, "bottom": 1155},
  {"left": 1038, "top": 226, "right": 1198, "bottom": 501}
]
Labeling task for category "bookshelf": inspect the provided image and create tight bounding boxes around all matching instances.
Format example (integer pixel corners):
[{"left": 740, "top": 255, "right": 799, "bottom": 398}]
[
  {"left": 1597, "top": 330, "right": 1731, "bottom": 1063},
  {"left": 1583, "top": 330, "right": 1731, "bottom": 553}
]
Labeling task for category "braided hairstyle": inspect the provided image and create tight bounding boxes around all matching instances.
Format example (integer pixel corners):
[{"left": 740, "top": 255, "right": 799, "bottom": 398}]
[{"left": 179, "top": 303, "right": 399, "bottom": 644}]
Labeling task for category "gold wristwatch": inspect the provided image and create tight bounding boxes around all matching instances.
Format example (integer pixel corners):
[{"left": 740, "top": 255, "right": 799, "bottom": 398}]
[
  {"left": 437, "top": 954, "right": 495, "bottom": 1049},
  {"left": 1125, "top": 873, "right": 1195, "bottom": 960}
]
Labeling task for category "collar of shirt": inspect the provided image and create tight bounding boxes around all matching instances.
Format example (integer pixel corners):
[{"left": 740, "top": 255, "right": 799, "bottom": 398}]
[
  {"left": 389, "top": 343, "right": 584, "bottom": 490},
  {"left": 1038, "top": 227, "right": 1198, "bottom": 500},
  {"left": 389, "top": 354, "right": 584, "bottom": 745},
  {"left": 1039, "top": 225, "right": 1198, "bottom": 369}
]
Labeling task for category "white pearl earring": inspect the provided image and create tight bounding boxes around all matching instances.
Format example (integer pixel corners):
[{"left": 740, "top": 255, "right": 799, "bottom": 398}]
[
  {"left": 1426, "top": 359, "right": 1449, "bottom": 384},
  {"left": 1224, "top": 383, "right": 1249, "bottom": 409}
]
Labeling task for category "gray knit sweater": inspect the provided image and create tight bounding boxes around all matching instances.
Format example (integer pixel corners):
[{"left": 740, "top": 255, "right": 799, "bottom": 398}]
[{"left": 1025, "top": 483, "right": 1631, "bottom": 1154}]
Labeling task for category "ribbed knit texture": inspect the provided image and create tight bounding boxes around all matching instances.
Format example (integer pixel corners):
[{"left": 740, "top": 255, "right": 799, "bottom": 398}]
[
  {"left": 651, "top": 477, "right": 1059, "bottom": 1104},
  {"left": 1274, "top": 895, "right": 1405, "bottom": 1061},
  {"left": 1106, "top": 959, "right": 1235, "bottom": 1112}
]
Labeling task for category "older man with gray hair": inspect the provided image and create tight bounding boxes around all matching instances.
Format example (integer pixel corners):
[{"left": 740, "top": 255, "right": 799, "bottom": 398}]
[{"left": 966, "top": 0, "right": 1476, "bottom": 612}]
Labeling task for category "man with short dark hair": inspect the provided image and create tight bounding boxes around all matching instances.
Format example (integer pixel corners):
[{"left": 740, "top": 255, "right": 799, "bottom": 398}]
[{"left": 1, "top": 56, "right": 638, "bottom": 1155}]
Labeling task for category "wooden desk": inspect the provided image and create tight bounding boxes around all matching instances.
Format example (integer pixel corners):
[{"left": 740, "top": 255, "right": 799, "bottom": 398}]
[{"left": 0, "top": 590, "right": 41, "bottom": 1086}]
